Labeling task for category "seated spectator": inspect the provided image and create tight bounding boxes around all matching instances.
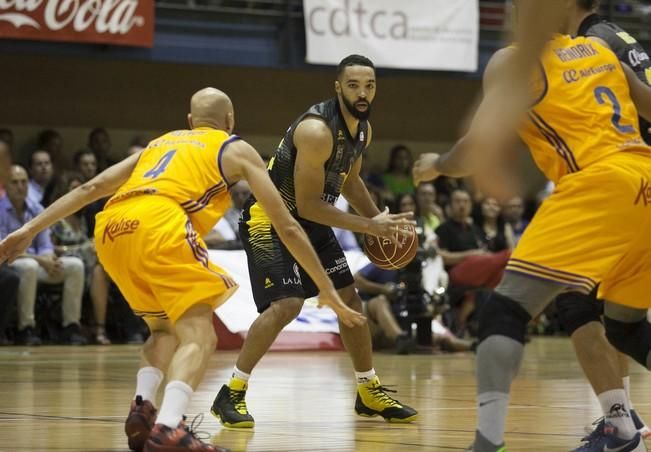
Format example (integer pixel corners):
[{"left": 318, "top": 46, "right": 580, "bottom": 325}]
[
  {"left": 0, "top": 264, "right": 19, "bottom": 345},
  {"left": 0, "top": 166, "right": 86, "bottom": 345},
  {"left": 474, "top": 197, "right": 515, "bottom": 252},
  {"left": 51, "top": 173, "right": 111, "bottom": 344},
  {"left": 435, "top": 189, "right": 487, "bottom": 269},
  {"left": 415, "top": 182, "right": 444, "bottom": 237},
  {"left": 435, "top": 189, "right": 510, "bottom": 335},
  {"left": 434, "top": 176, "right": 468, "bottom": 208},
  {"left": 503, "top": 196, "right": 529, "bottom": 244},
  {"left": 204, "top": 180, "right": 251, "bottom": 250},
  {"left": 381, "top": 144, "right": 414, "bottom": 201},
  {"left": 27, "top": 150, "right": 59, "bottom": 207},
  {"left": 88, "top": 128, "right": 115, "bottom": 171},
  {"left": 37, "top": 129, "right": 67, "bottom": 171},
  {"left": 74, "top": 149, "right": 98, "bottom": 182},
  {"left": 354, "top": 263, "right": 416, "bottom": 354}
]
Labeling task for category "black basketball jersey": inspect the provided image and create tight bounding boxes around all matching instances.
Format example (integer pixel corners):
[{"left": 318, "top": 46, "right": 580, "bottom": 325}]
[
  {"left": 578, "top": 14, "right": 651, "bottom": 143},
  {"left": 267, "top": 97, "right": 368, "bottom": 219}
]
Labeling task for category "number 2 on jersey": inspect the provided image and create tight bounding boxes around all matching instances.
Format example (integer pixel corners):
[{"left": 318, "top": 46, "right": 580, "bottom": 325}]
[
  {"left": 594, "top": 86, "right": 635, "bottom": 134},
  {"left": 144, "top": 150, "right": 176, "bottom": 179}
]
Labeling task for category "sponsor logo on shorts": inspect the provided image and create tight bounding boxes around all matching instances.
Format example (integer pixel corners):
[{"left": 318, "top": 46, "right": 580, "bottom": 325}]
[
  {"left": 326, "top": 257, "right": 349, "bottom": 275},
  {"left": 634, "top": 178, "right": 651, "bottom": 206},
  {"left": 103, "top": 218, "right": 140, "bottom": 243},
  {"left": 281, "top": 263, "right": 302, "bottom": 286},
  {"left": 264, "top": 277, "right": 274, "bottom": 289}
]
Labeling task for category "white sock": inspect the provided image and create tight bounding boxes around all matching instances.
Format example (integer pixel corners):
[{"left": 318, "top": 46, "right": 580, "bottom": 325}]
[
  {"left": 478, "top": 391, "right": 509, "bottom": 446},
  {"left": 355, "top": 369, "right": 376, "bottom": 384},
  {"left": 134, "top": 367, "right": 164, "bottom": 403},
  {"left": 598, "top": 389, "right": 636, "bottom": 439},
  {"left": 156, "top": 381, "right": 193, "bottom": 429},
  {"left": 232, "top": 366, "right": 251, "bottom": 382},
  {"left": 623, "top": 376, "right": 634, "bottom": 410}
]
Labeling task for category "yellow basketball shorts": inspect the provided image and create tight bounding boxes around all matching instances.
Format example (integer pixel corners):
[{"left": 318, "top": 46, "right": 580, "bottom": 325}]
[
  {"left": 508, "top": 152, "right": 651, "bottom": 309},
  {"left": 95, "top": 196, "right": 238, "bottom": 323}
]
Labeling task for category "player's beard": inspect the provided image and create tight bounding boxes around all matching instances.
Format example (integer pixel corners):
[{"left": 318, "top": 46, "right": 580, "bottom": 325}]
[{"left": 341, "top": 95, "right": 372, "bottom": 120}]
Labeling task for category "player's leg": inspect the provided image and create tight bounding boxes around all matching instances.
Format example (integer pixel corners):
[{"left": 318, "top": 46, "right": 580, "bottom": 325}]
[
  {"left": 619, "top": 351, "right": 651, "bottom": 438},
  {"left": 145, "top": 303, "right": 227, "bottom": 452},
  {"left": 125, "top": 316, "right": 176, "bottom": 452},
  {"left": 556, "top": 292, "right": 649, "bottom": 449},
  {"left": 472, "top": 272, "right": 565, "bottom": 452},
  {"left": 337, "top": 284, "right": 418, "bottom": 422}
]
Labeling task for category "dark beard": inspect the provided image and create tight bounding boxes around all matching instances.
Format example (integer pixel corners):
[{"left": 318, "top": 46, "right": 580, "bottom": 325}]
[{"left": 341, "top": 96, "right": 371, "bottom": 120}]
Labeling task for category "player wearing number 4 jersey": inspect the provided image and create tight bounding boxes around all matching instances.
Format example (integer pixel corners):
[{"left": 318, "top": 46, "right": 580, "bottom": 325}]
[
  {"left": 0, "top": 88, "right": 365, "bottom": 452},
  {"left": 414, "top": 20, "right": 651, "bottom": 452}
]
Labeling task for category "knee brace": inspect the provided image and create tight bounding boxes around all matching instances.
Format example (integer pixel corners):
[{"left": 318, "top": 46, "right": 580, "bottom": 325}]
[
  {"left": 478, "top": 292, "right": 532, "bottom": 345},
  {"left": 604, "top": 316, "right": 651, "bottom": 368},
  {"left": 555, "top": 291, "right": 602, "bottom": 336}
]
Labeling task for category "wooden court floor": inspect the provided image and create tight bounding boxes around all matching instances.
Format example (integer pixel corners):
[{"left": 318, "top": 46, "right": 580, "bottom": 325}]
[{"left": 1, "top": 338, "right": 650, "bottom": 451}]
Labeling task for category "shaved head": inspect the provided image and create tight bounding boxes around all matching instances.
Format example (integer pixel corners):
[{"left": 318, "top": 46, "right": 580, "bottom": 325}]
[{"left": 188, "top": 87, "right": 235, "bottom": 133}]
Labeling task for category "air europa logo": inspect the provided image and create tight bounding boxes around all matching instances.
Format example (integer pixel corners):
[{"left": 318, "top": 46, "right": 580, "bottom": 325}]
[
  {"left": 103, "top": 218, "right": 140, "bottom": 243},
  {"left": 306, "top": 0, "right": 408, "bottom": 39}
]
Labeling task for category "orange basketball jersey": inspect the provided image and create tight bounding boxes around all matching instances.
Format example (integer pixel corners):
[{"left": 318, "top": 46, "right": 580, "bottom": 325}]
[
  {"left": 107, "top": 128, "right": 237, "bottom": 235},
  {"left": 519, "top": 34, "right": 651, "bottom": 183}
]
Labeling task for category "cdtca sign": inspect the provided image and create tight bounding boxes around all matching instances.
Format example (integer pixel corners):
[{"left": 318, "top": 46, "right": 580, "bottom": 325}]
[{"left": 303, "top": 0, "right": 478, "bottom": 72}]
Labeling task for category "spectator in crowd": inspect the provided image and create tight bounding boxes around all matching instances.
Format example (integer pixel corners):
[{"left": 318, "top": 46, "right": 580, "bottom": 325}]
[
  {"left": 354, "top": 264, "right": 416, "bottom": 354},
  {"left": 50, "top": 173, "right": 111, "bottom": 345},
  {"left": 0, "top": 128, "right": 14, "bottom": 153},
  {"left": 88, "top": 128, "right": 114, "bottom": 171},
  {"left": 37, "top": 129, "right": 67, "bottom": 171},
  {"left": 74, "top": 149, "right": 98, "bottom": 182},
  {"left": 0, "top": 265, "right": 19, "bottom": 345},
  {"left": 0, "top": 166, "right": 86, "bottom": 345},
  {"left": 415, "top": 182, "right": 444, "bottom": 237},
  {"left": 204, "top": 180, "right": 251, "bottom": 250},
  {"left": 434, "top": 176, "right": 468, "bottom": 208},
  {"left": 435, "top": 189, "right": 486, "bottom": 269},
  {"left": 0, "top": 136, "right": 12, "bottom": 195},
  {"left": 381, "top": 144, "right": 414, "bottom": 200},
  {"left": 27, "top": 150, "right": 55, "bottom": 207},
  {"left": 474, "top": 197, "right": 515, "bottom": 252},
  {"left": 502, "top": 196, "right": 529, "bottom": 244}
]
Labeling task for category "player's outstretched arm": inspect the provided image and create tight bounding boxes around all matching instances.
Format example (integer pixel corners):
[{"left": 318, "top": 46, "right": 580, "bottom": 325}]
[
  {"left": 220, "top": 139, "right": 365, "bottom": 328},
  {"left": 0, "top": 152, "right": 142, "bottom": 263},
  {"left": 413, "top": 48, "right": 516, "bottom": 185},
  {"left": 293, "top": 118, "right": 411, "bottom": 238}
]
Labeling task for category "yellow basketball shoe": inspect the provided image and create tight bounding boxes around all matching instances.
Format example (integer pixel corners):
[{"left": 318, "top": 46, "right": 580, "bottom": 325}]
[
  {"left": 210, "top": 378, "right": 254, "bottom": 429},
  {"left": 355, "top": 376, "right": 418, "bottom": 423}
]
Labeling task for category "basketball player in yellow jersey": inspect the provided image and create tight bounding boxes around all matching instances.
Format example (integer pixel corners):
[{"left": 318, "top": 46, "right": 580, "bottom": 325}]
[
  {"left": 414, "top": 27, "right": 651, "bottom": 452},
  {"left": 0, "top": 88, "right": 365, "bottom": 452}
]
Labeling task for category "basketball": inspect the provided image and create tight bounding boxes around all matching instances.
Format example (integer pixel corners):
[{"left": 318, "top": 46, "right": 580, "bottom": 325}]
[{"left": 363, "top": 224, "right": 419, "bottom": 270}]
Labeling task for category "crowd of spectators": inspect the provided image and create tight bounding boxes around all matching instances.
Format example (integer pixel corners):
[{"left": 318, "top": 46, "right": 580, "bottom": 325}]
[{"left": 0, "top": 127, "right": 147, "bottom": 346}]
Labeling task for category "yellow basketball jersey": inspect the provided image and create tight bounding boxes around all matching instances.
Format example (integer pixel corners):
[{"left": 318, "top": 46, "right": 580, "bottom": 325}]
[
  {"left": 107, "top": 127, "right": 236, "bottom": 236},
  {"left": 519, "top": 35, "right": 651, "bottom": 183}
]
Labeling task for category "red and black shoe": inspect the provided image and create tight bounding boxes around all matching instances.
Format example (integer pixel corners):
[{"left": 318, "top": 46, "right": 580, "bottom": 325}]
[
  {"left": 144, "top": 415, "right": 230, "bottom": 452},
  {"left": 125, "top": 395, "right": 158, "bottom": 451}
]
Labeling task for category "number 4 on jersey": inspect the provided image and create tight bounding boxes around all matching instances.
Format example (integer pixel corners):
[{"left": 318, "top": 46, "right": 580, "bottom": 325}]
[{"left": 144, "top": 150, "right": 176, "bottom": 179}]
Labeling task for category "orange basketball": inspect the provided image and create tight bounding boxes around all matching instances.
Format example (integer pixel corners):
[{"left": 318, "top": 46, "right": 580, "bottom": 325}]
[{"left": 363, "top": 224, "right": 418, "bottom": 270}]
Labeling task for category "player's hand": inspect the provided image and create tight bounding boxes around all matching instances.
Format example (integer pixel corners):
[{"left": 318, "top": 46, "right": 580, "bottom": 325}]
[
  {"left": 0, "top": 227, "right": 35, "bottom": 264},
  {"left": 413, "top": 153, "right": 441, "bottom": 185},
  {"left": 368, "top": 208, "right": 415, "bottom": 243},
  {"left": 317, "top": 287, "right": 366, "bottom": 328}
]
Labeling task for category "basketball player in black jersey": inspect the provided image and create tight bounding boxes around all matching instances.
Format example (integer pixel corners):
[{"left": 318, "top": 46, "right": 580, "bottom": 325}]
[
  {"left": 210, "top": 55, "right": 418, "bottom": 428},
  {"left": 557, "top": 2, "right": 651, "bottom": 449}
]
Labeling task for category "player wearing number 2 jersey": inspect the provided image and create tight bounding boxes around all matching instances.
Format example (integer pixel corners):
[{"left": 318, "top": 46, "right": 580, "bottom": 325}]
[
  {"left": 0, "top": 88, "right": 365, "bottom": 452},
  {"left": 414, "top": 30, "right": 651, "bottom": 451}
]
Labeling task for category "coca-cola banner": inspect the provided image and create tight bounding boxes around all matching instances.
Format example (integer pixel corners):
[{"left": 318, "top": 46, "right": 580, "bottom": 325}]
[{"left": 0, "top": 0, "right": 154, "bottom": 47}]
